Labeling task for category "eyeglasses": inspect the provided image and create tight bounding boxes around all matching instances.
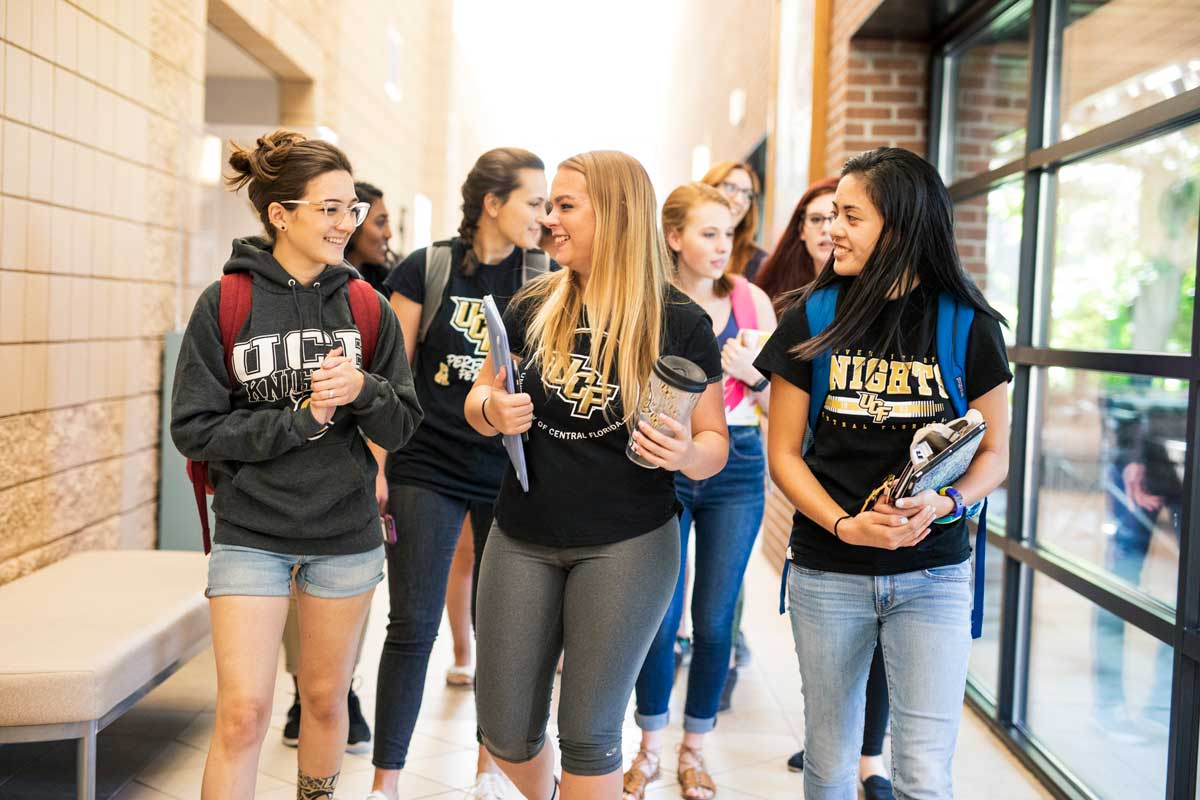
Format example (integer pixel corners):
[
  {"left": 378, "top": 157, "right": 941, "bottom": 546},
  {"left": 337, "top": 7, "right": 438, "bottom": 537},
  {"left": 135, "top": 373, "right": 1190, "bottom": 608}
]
[
  {"left": 718, "top": 181, "right": 755, "bottom": 203},
  {"left": 806, "top": 213, "right": 837, "bottom": 229},
  {"left": 280, "top": 200, "right": 371, "bottom": 227}
]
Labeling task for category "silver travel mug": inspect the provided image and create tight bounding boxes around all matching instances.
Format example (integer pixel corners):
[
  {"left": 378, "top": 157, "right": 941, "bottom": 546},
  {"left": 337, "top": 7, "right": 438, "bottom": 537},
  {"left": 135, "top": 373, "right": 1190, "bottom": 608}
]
[{"left": 626, "top": 355, "right": 709, "bottom": 469}]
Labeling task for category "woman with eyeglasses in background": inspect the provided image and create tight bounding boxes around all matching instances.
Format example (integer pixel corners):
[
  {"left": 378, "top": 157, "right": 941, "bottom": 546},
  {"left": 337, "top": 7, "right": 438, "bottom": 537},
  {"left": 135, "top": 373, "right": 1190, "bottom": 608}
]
[{"left": 701, "top": 162, "right": 767, "bottom": 283}]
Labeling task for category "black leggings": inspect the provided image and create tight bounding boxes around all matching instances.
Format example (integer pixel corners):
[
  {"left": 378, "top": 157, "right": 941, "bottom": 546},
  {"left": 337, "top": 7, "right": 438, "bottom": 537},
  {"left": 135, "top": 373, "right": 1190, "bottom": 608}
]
[
  {"left": 373, "top": 484, "right": 494, "bottom": 770},
  {"left": 863, "top": 640, "right": 890, "bottom": 757}
]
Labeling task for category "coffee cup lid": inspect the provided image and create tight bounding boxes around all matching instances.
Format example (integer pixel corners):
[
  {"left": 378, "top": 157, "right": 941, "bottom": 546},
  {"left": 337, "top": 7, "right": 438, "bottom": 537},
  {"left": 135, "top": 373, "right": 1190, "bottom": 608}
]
[{"left": 653, "top": 356, "right": 708, "bottom": 394}]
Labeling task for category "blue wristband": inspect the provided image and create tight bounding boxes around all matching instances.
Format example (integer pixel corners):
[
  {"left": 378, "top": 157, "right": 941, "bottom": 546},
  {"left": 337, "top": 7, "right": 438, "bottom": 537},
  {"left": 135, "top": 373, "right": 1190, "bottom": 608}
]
[{"left": 933, "top": 486, "right": 965, "bottom": 525}]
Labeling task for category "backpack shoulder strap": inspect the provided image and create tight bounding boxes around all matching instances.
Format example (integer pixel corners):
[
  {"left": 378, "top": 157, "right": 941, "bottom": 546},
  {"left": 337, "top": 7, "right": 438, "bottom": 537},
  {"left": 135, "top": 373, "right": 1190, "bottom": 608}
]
[
  {"left": 347, "top": 278, "right": 382, "bottom": 370},
  {"left": 729, "top": 275, "right": 758, "bottom": 331},
  {"left": 805, "top": 285, "right": 840, "bottom": 433},
  {"left": 936, "top": 292, "right": 974, "bottom": 418},
  {"left": 522, "top": 248, "right": 551, "bottom": 284},
  {"left": 420, "top": 243, "right": 454, "bottom": 343},
  {"left": 218, "top": 273, "right": 253, "bottom": 381}
]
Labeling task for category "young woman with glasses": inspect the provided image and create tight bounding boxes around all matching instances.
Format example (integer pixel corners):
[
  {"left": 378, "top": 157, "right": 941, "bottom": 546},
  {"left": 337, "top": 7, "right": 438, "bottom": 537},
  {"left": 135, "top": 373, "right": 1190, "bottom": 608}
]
[
  {"left": 701, "top": 162, "right": 768, "bottom": 282},
  {"left": 171, "top": 130, "right": 422, "bottom": 800}
]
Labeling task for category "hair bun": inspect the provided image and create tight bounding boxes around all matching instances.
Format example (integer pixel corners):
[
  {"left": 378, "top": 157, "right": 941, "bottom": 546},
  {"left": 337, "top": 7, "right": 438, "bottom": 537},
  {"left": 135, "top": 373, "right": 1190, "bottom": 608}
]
[{"left": 226, "top": 129, "right": 308, "bottom": 191}]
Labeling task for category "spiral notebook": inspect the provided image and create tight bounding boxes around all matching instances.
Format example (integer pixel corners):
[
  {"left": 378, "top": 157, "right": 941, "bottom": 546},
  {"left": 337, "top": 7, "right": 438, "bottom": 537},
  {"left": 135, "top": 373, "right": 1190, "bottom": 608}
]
[{"left": 888, "top": 410, "right": 986, "bottom": 500}]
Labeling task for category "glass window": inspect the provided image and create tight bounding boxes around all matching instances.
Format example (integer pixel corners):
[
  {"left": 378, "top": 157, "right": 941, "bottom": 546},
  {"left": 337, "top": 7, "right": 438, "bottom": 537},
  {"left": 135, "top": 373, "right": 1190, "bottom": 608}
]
[
  {"left": 1048, "top": 123, "right": 1199, "bottom": 353},
  {"left": 968, "top": 541, "right": 1006, "bottom": 701},
  {"left": 949, "top": 7, "right": 1031, "bottom": 181},
  {"left": 1033, "top": 368, "right": 1185, "bottom": 608},
  {"left": 1059, "top": 0, "right": 1200, "bottom": 140},
  {"left": 955, "top": 183, "right": 1022, "bottom": 344},
  {"left": 1027, "top": 573, "right": 1171, "bottom": 799}
]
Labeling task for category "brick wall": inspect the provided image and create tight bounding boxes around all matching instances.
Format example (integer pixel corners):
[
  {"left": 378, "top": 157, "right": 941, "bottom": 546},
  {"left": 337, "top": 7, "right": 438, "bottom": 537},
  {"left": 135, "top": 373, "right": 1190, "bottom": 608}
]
[
  {"left": 825, "top": 38, "right": 929, "bottom": 176},
  {"left": 0, "top": 0, "right": 447, "bottom": 585}
]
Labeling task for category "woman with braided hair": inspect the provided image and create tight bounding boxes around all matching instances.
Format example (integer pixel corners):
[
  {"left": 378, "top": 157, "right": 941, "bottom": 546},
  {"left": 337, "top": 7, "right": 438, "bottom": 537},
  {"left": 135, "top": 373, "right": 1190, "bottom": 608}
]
[{"left": 367, "top": 147, "right": 556, "bottom": 800}]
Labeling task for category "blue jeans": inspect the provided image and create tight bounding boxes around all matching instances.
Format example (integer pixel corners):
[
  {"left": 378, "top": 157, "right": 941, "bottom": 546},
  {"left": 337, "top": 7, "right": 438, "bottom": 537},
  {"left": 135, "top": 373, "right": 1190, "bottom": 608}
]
[
  {"left": 788, "top": 560, "right": 972, "bottom": 800},
  {"left": 634, "top": 425, "right": 765, "bottom": 733}
]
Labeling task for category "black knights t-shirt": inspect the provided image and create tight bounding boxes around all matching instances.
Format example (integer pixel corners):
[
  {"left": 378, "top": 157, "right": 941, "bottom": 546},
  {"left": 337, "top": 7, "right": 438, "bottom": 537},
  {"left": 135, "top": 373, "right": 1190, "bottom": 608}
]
[
  {"left": 495, "top": 287, "right": 723, "bottom": 547},
  {"left": 384, "top": 241, "right": 556, "bottom": 502},
  {"left": 754, "top": 283, "right": 1012, "bottom": 575}
]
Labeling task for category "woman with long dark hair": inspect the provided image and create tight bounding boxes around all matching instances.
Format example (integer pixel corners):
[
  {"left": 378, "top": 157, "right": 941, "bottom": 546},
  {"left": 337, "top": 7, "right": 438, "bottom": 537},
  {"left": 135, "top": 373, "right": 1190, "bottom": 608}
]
[
  {"left": 367, "top": 148, "right": 553, "bottom": 800},
  {"left": 345, "top": 181, "right": 399, "bottom": 295},
  {"left": 171, "top": 131, "right": 421, "bottom": 800},
  {"left": 762, "top": 176, "right": 897, "bottom": 798},
  {"left": 754, "top": 148, "right": 1012, "bottom": 800}
]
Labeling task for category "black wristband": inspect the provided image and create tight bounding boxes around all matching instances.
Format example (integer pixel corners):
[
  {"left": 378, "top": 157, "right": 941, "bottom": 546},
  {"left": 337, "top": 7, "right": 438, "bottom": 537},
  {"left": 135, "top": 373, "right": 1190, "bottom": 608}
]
[
  {"left": 749, "top": 376, "right": 770, "bottom": 393},
  {"left": 833, "top": 514, "right": 851, "bottom": 540},
  {"left": 481, "top": 394, "right": 496, "bottom": 430}
]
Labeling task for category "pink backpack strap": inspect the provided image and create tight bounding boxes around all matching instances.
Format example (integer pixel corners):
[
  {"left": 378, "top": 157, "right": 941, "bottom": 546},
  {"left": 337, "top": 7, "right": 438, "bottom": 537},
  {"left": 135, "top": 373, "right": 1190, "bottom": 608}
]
[{"left": 729, "top": 275, "right": 757, "bottom": 331}]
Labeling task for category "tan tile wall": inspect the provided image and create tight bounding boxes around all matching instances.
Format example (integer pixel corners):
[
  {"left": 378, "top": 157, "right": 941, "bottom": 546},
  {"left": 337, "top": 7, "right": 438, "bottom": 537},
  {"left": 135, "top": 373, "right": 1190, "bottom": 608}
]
[{"left": 0, "top": 0, "right": 447, "bottom": 584}]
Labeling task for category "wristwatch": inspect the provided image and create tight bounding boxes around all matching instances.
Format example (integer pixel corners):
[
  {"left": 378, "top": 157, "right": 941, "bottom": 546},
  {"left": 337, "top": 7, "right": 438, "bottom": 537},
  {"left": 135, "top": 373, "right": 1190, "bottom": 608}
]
[
  {"left": 749, "top": 376, "right": 769, "bottom": 393},
  {"left": 934, "top": 486, "right": 965, "bottom": 524}
]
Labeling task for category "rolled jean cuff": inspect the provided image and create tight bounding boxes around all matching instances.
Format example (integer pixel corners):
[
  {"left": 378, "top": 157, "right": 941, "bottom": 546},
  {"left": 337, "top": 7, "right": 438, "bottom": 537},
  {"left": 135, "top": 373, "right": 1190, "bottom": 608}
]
[
  {"left": 683, "top": 713, "right": 716, "bottom": 734},
  {"left": 634, "top": 709, "right": 670, "bottom": 731}
]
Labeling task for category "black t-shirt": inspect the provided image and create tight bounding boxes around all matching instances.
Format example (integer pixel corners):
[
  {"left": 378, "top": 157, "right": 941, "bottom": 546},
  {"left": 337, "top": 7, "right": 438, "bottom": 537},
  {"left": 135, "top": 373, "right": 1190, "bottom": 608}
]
[
  {"left": 754, "top": 283, "right": 1012, "bottom": 575},
  {"left": 358, "top": 262, "right": 392, "bottom": 297},
  {"left": 494, "top": 287, "right": 723, "bottom": 547},
  {"left": 384, "top": 241, "right": 555, "bottom": 502}
]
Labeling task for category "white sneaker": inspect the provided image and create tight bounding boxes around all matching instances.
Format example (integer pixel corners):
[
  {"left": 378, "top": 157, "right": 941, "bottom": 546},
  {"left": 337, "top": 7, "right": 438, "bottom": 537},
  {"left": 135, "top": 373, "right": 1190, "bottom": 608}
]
[
  {"left": 363, "top": 793, "right": 391, "bottom": 800},
  {"left": 464, "top": 772, "right": 508, "bottom": 799}
]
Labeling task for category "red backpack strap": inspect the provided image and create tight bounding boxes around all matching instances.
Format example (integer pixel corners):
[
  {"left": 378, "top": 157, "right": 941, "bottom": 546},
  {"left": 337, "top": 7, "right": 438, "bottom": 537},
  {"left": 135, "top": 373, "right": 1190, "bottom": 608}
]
[
  {"left": 185, "top": 460, "right": 212, "bottom": 554},
  {"left": 218, "top": 273, "right": 253, "bottom": 381},
  {"left": 347, "top": 278, "right": 382, "bottom": 370},
  {"left": 729, "top": 275, "right": 758, "bottom": 331}
]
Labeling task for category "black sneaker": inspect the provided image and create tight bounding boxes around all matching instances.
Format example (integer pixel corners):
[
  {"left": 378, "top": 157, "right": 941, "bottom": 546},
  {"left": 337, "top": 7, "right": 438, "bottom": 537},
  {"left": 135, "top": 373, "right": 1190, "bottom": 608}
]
[
  {"left": 786, "top": 751, "right": 804, "bottom": 772},
  {"left": 717, "top": 666, "right": 738, "bottom": 713},
  {"left": 862, "top": 775, "right": 895, "bottom": 800},
  {"left": 282, "top": 695, "right": 301, "bottom": 748},
  {"left": 734, "top": 631, "right": 752, "bottom": 668},
  {"left": 346, "top": 686, "right": 371, "bottom": 754}
]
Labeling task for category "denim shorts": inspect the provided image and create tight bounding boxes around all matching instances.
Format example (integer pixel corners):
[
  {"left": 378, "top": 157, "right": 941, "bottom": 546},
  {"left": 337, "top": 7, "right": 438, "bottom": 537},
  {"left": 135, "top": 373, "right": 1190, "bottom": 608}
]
[{"left": 206, "top": 543, "right": 385, "bottom": 599}]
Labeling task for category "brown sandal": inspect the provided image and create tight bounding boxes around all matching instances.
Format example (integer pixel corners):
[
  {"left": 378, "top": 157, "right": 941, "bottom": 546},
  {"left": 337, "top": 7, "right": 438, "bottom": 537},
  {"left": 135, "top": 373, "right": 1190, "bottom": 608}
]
[
  {"left": 622, "top": 748, "right": 661, "bottom": 800},
  {"left": 677, "top": 745, "right": 716, "bottom": 800}
]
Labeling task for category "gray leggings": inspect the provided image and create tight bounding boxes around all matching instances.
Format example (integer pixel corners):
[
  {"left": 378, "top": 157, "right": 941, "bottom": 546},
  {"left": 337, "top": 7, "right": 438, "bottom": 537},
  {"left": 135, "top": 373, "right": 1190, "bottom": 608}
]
[{"left": 475, "top": 519, "right": 680, "bottom": 776}]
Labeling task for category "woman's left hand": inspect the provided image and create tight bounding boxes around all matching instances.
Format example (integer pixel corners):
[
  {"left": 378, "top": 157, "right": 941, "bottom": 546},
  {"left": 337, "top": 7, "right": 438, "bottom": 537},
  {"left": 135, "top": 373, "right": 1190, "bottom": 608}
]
[
  {"left": 310, "top": 347, "right": 366, "bottom": 409},
  {"left": 894, "top": 489, "right": 956, "bottom": 519},
  {"left": 721, "top": 339, "right": 762, "bottom": 386},
  {"left": 631, "top": 415, "right": 696, "bottom": 472}
]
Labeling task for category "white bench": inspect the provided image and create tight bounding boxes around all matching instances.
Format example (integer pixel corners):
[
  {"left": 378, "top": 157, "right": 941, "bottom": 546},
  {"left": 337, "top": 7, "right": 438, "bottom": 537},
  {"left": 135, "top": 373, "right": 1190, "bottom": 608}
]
[{"left": 0, "top": 550, "right": 210, "bottom": 800}]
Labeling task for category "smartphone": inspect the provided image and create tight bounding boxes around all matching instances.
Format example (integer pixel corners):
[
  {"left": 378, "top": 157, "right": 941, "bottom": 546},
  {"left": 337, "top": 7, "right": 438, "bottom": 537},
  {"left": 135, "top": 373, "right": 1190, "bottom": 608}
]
[{"left": 381, "top": 514, "right": 397, "bottom": 544}]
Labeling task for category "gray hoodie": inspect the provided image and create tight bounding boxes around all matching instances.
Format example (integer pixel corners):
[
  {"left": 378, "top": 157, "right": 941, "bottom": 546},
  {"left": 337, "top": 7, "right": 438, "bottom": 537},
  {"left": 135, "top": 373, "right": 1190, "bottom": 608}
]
[{"left": 171, "top": 238, "right": 423, "bottom": 555}]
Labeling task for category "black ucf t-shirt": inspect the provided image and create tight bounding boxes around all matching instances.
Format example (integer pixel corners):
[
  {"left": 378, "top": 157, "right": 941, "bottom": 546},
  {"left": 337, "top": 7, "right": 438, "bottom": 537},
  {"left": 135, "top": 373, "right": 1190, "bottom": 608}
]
[
  {"left": 754, "top": 284, "right": 1012, "bottom": 575},
  {"left": 495, "top": 287, "right": 723, "bottom": 547},
  {"left": 384, "top": 241, "right": 556, "bottom": 502}
]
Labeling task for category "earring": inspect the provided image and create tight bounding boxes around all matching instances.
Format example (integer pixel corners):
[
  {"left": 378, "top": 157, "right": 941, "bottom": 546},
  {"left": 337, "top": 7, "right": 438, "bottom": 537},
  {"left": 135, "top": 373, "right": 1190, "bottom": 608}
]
[{"left": 280, "top": 224, "right": 286, "bottom": 231}]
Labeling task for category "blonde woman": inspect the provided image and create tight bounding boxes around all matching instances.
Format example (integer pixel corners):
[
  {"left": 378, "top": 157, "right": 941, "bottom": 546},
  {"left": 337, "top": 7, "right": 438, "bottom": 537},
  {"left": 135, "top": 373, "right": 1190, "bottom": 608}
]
[
  {"left": 464, "top": 151, "right": 729, "bottom": 800},
  {"left": 700, "top": 162, "right": 767, "bottom": 282}
]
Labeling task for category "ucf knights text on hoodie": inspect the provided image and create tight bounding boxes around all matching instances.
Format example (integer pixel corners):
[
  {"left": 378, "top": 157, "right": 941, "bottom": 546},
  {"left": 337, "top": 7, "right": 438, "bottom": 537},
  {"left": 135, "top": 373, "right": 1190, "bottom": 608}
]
[{"left": 171, "top": 239, "right": 423, "bottom": 556}]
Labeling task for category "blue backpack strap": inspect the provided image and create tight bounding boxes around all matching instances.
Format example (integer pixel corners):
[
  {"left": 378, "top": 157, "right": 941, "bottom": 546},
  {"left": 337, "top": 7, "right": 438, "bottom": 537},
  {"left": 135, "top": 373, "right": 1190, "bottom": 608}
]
[
  {"left": 936, "top": 292, "right": 989, "bottom": 639},
  {"left": 805, "top": 286, "right": 840, "bottom": 432}
]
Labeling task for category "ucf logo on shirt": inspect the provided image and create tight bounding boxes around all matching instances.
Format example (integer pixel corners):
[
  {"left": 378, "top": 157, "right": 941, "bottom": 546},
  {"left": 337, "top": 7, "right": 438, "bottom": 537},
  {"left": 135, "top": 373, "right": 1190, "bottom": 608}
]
[
  {"left": 543, "top": 354, "right": 620, "bottom": 420},
  {"left": 231, "top": 328, "right": 362, "bottom": 404},
  {"left": 448, "top": 297, "right": 490, "bottom": 356},
  {"left": 821, "top": 351, "right": 949, "bottom": 430}
]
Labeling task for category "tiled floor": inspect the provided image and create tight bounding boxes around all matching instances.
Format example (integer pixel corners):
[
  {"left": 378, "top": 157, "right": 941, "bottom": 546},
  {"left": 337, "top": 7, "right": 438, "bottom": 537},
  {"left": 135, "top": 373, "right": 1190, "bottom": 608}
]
[{"left": 0, "top": 552, "right": 1053, "bottom": 799}]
